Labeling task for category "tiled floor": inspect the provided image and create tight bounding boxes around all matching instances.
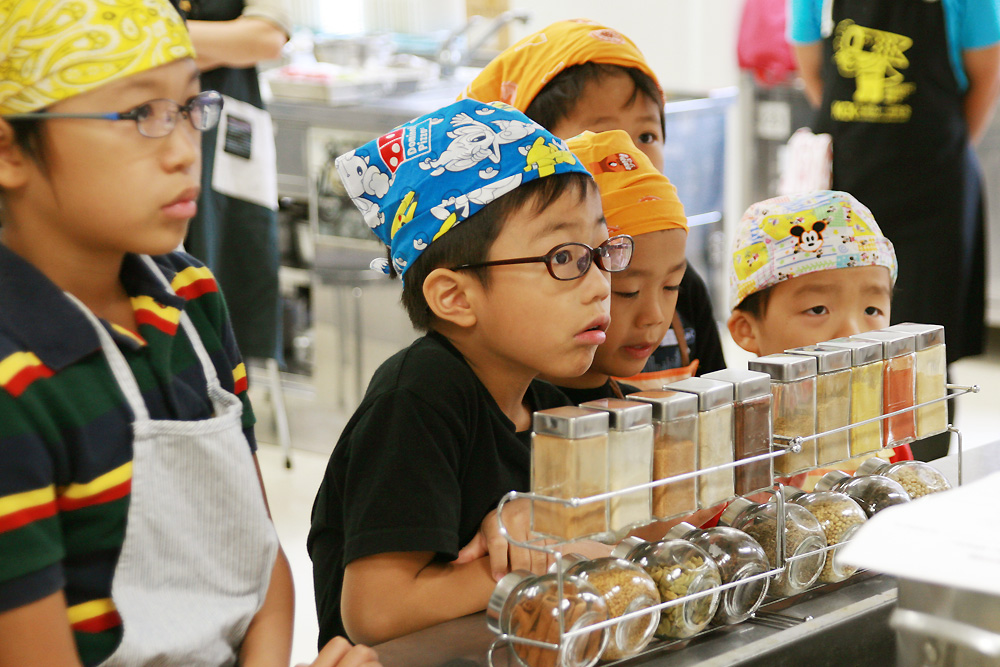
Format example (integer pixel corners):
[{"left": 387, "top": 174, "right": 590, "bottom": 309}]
[{"left": 254, "top": 328, "right": 1000, "bottom": 665}]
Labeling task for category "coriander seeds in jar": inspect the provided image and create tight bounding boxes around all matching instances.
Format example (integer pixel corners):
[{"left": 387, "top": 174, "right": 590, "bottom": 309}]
[
  {"left": 663, "top": 377, "right": 736, "bottom": 509},
  {"left": 786, "top": 345, "right": 852, "bottom": 466},
  {"left": 665, "top": 521, "right": 770, "bottom": 625},
  {"left": 627, "top": 391, "right": 699, "bottom": 520},
  {"left": 531, "top": 407, "right": 609, "bottom": 540},
  {"left": 747, "top": 355, "right": 818, "bottom": 476},
  {"left": 703, "top": 369, "right": 774, "bottom": 495},
  {"left": 615, "top": 539, "right": 722, "bottom": 639},
  {"left": 814, "top": 470, "right": 911, "bottom": 516},
  {"left": 719, "top": 497, "right": 827, "bottom": 598},
  {"left": 791, "top": 491, "right": 868, "bottom": 583},
  {"left": 578, "top": 399, "right": 654, "bottom": 536},
  {"left": 856, "top": 457, "right": 951, "bottom": 499},
  {"left": 488, "top": 571, "right": 609, "bottom": 667},
  {"left": 562, "top": 557, "right": 660, "bottom": 661}
]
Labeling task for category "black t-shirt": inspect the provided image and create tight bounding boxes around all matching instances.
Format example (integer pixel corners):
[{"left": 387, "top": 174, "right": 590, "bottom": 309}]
[
  {"left": 308, "top": 332, "right": 571, "bottom": 646},
  {"left": 642, "top": 266, "right": 727, "bottom": 375},
  {"left": 557, "top": 379, "right": 640, "bottom": 405}
]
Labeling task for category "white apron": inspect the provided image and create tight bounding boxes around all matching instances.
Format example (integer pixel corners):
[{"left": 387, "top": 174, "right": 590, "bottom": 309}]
[{"left": 67, "top": 255, "right": 279, "bottom": 666}]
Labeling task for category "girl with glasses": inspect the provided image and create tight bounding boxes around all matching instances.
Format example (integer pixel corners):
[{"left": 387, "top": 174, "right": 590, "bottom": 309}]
[{"left": 0, "top": 1, "right": 375, "bottom": 665}]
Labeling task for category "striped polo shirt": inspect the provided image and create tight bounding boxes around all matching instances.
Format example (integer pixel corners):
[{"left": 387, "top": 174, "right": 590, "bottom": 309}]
[{"left": 0, "top": 246, "right": 256, "bottom": 666}]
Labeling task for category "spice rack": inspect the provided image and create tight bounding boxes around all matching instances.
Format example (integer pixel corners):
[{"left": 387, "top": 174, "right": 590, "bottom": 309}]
[{"left": 485, "top": 383, "right": 979, "bottom": 667}]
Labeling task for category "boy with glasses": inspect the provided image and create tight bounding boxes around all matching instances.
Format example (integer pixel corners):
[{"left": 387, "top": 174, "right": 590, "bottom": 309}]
[
  {"left": 0, "top": 1, "right": 377, "bottom": 665},
  {"left": 308, "top": 99, "right": 630, "bottom": 646}
]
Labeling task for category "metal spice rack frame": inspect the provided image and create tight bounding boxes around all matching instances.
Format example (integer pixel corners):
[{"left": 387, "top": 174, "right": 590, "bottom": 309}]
[{"left": 485, "top": 384, "right": 979, "bottom": 666}]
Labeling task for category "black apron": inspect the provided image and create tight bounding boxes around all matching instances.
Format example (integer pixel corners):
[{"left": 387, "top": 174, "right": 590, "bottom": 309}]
[
  {"left": 179, "top": 0, "right": 282, "bottom": 362},
  {"left": 816, "top": 0, "right": 986, "bottom": 363}
]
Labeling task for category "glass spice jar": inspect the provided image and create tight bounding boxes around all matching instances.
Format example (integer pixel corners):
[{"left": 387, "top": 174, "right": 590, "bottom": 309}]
[
  {"left": 703, "top": 369, "right": 773, "bottom": 495},
  {"left": 558, "top": 556, "right": 660, "bottom": 661},
  {"left": 579, "top": 399, "right": 653, "bottom": 536},
  {"left": 786, "top": 345, "right": 852, "bottom": 466},
  {"left": 814, "top": 470, "right": 911, "bottom": 517},
  {"left": 821, "top": 338, "right": 884, "bottom": 457},
  {"left": 487, "top": 570, "right": 609, "bottom": 667},
  {"left": 665, "top": 521, "right": 771, "bottom": 625},
  {"left": 887, "top": 323, "right": 948, "bottom": 439},
  {"left": 531, "top": 407, "right": 609, "bottom": 540},
  {"left": 614, "top": 538, "right": 722, "bottom": 639},
  {"left": 627, "top": 390, "right": 699, "bottom": 520},
  {"left": 791, "top": 491, "right": 868, "bottom": 583},
  {"left": 747, "top": 355, "right": 818, "bottom": 476},
  {"left": 663, "top": 377, "right": 736, "bottom": 509},
  {"left": 851, "top": 330, "right": 917, "bottom": 448},
  {"left": 719, "top": 496, "right": 827, "bottom": 598},
  {"left": 856, "top": 457, "right": 952, "bottom": 499}
]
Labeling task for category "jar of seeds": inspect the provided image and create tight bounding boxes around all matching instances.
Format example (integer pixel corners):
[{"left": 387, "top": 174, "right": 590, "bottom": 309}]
[
  {"left": 791, "top": 491, "right": 868, "bottom": 583},
  {"left": 665, "top": 521, "right": 770, "bottom": 625},
  {"left": 719, "top": 497, "right": 826, "bottom": 598},
  {"left": 814, "top": 470, "right": 911, "bottom": 516},
  {"left": 856, "top": 458, "right": 951, "bottom": 499},
  {"left": 562, "top": 557, "right": 660, "bottom": 661},
  {"left": 615, "top": 539, "right": 722, "bottom": 639}
]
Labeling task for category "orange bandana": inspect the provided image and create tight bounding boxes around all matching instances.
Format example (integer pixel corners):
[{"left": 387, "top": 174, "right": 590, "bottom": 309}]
[
  {"left": 460, "top": 19, "right": 663, "bottom": 111},
  {"left": 567, "top": 130, "right": 686, "bottom": 237}
]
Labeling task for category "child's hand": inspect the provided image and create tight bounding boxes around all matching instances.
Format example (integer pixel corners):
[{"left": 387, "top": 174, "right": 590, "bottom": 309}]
[
  {"left": 296, "top": 636, "right": 381, "bottom": 667},
  {"left": 454, "top": 498, "right": 553, "bottom": 581}
]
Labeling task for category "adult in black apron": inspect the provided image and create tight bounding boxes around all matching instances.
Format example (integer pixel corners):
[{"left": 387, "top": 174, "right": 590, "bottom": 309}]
[
  {"left": 815, "top": 0, "right": 986, "bottom": 460},
  {"left": 179, "top": 0, "right": 283, "bottom": 362}
]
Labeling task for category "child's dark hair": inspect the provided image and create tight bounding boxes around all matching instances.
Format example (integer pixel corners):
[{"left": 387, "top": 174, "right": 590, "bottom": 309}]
[
  {"left": 525, "top": 62, "right": 665, "bottom": 136},
  {"left": 733, "top": 287, "right": 773, "bottom": 319},
  {"left": 0, "top": 119, "right": 45, "bottom": 224},
  {"left": 388, "top": 171, "right": 594, "bottom": 331}
]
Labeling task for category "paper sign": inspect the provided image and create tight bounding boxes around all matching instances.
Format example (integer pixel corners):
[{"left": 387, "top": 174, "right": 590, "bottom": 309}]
[
  {"left": 839, "top": 471, "right": 1000, "bottom": 596},
  {"left": 211, "top": 95, "right": 278, "bottom": 211}
]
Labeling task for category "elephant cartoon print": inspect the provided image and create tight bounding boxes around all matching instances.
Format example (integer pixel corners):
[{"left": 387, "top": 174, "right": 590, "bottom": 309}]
[
  {"left": 419, "top": 110, "right": 537, "bottom": 178},
  {"left": 337, "top": 150, "right": 393, "bottom": 229}
]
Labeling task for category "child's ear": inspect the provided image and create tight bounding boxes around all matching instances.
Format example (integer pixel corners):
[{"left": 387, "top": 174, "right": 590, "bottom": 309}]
[
  {"left": 0, "top": 120, "right": 31, "bottom": 190},
  {"left": 727, "top": 309, "right": 761, "bottom": 356},
  {"left": 423, "top": 268, "right": 478, "bottom": 329}
]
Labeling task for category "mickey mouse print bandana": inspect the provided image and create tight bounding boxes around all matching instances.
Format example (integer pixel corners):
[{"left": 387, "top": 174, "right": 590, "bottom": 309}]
[
  {"left": 729, "top": 190, "right": 898, "bottom": 310},
  {"left": 335, "top": 98, "right": 591, "bottom": 280}
]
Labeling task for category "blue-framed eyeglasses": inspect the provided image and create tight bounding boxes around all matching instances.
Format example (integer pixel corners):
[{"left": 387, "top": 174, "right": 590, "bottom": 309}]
[{"left": 1, "top": 90, "right": 224, "bottom": 138}]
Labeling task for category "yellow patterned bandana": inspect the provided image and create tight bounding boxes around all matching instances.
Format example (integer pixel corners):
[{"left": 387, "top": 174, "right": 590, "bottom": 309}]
[{"left": 0, "top": 0, "right": 195, "bottom": 114}]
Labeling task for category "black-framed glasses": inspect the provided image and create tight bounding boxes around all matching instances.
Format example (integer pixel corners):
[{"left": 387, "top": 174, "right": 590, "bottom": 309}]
[
  {"left": 1, "top": 90, "right": 224, "bottom": 138},
  {"left": 452, "top": 234, "right": 634, "bottom": 281}
]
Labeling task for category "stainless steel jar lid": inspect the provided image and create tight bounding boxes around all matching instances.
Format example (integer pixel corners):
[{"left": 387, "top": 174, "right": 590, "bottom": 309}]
[
  {"left": 718, "top": 497, "right": 757, "bottom": 527},
  {"left": 626, "top": 390, "right": 699, "bottom": 421},
  {"left": 664, "top": 521, "right": 698, "bottom": 540},
  {"left": 819, "top": 337, "right": 883, "bottom": 366},
  {"left": 663, "top": 377, "right": 735, "bottom": 411},
  {"left": 813, "top": 469, "right": 851, "bottom": 492},
  {"left": 533, "top": 406, "right": 609, "bottom": 439},
  {"left": 747, "top": 354, "right": 817, "bottom": 382},
  {"left": 850, "top": 330, "right": 916, "bottom": 358},
  {"left": 610, "top": 535, "right": 646, "bottom": 560},
  {"left": 702, "top": 369, "right": 771, "bottom": 401},
  {"left": 885, "top": 323, "right": 945, "bottom": 351},
  {"left": 856, "top": 457, "right": 890, "bottom": 476},
  {"left": 785, "top": 345, "right": 852, "bottom": 373},
  {"left": 579, "top": 398, "right": 653, "bottom": 430},
  {"left": 486, "top": 570, "right": 533, "bottom": 634}
]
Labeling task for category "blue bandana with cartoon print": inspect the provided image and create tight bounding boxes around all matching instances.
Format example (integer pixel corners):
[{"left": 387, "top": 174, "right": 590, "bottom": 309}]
[{"left": 335, "top": 99, "right": 591, "bottom": 280}]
